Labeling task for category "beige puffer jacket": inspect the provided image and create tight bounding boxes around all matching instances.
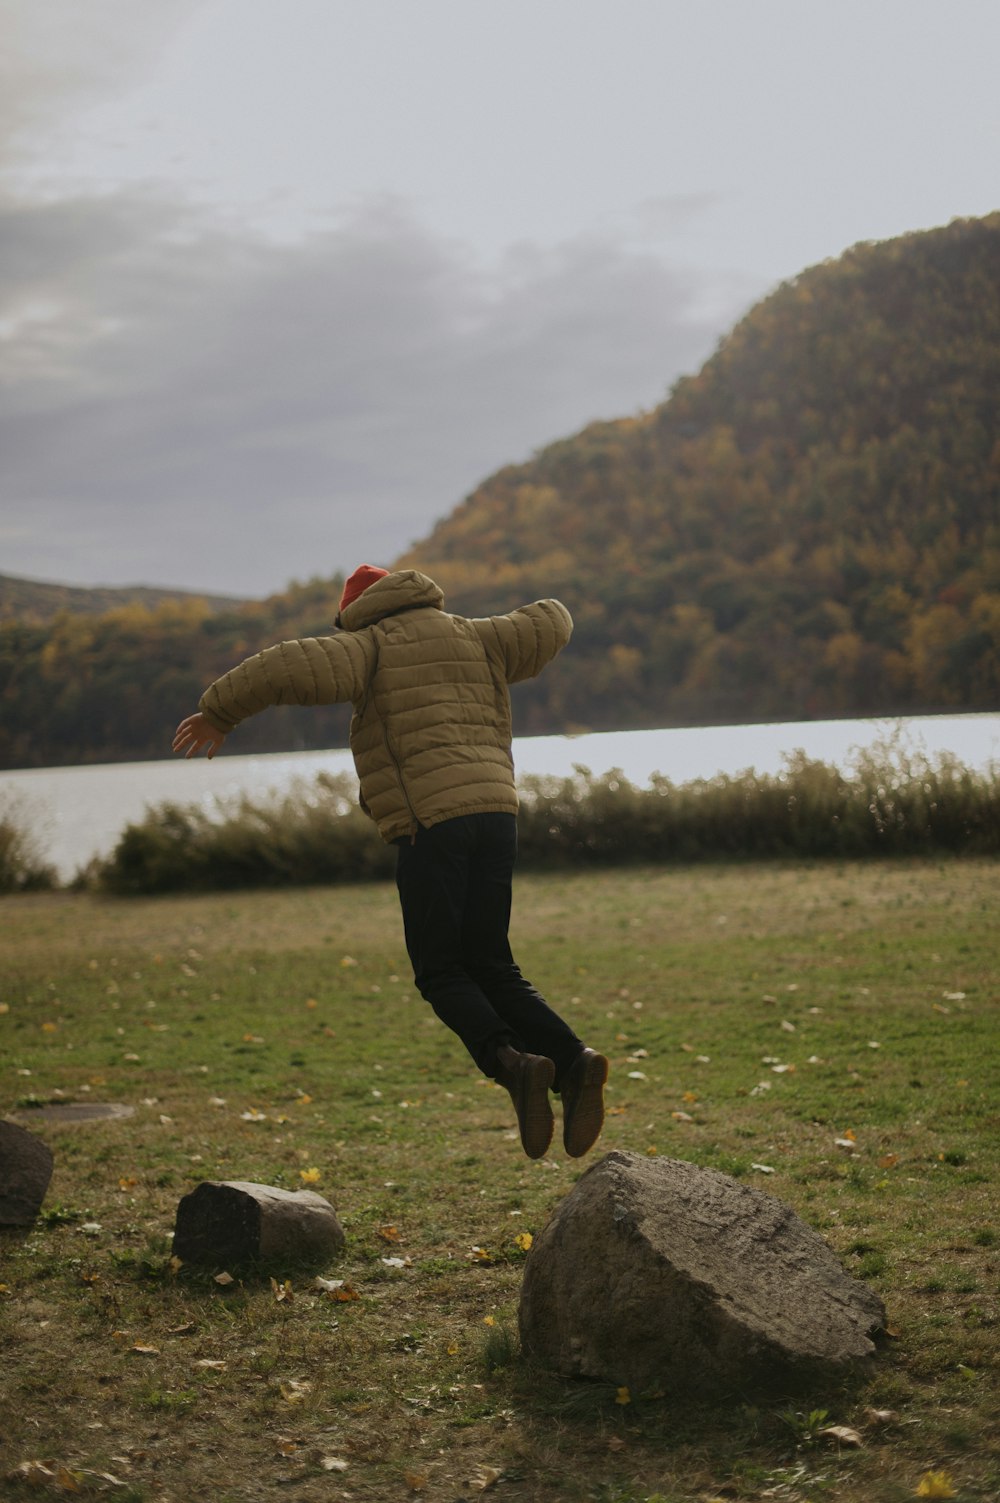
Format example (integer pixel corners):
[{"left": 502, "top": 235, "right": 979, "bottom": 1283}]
[{"left": 198, "top": 569, "right": 573, "bottom": 842}]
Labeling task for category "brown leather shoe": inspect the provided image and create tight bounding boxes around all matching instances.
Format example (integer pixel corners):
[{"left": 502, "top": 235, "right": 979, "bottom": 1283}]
[
  {"left": 495, "top": 1046, "right": 555, "bottom": 1159},
  {"left": 561, "top": 1048, "right": 609, "bottom": 1157}
]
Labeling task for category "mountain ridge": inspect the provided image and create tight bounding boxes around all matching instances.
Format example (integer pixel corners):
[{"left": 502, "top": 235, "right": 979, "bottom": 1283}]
[{"left": 0, "top": 572, "right": 248, "bottom": 625}]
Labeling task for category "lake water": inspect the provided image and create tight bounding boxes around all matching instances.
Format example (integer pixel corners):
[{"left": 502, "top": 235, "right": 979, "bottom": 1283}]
[{"left": 2, "top": 712, "right": 998, "bottom": 882}]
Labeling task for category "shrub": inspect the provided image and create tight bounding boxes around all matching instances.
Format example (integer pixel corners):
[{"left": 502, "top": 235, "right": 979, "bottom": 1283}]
[
  {"left": 97, "top": 773, "right": 394, "bottom": 895},
  {"left": 0, "top": 798, "right": 57, "bottom": 894},
  {"left": 90, "top": 744, "right": 1000, "bottom": 896}
]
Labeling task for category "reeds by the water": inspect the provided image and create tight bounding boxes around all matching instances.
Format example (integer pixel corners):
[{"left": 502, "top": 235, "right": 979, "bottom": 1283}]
[
  {"left": 82, "top": 743, "right": 998, "bottom": 895},
  {"left": 3, "top": 744, "right": 994, "bottom": 896},
  {"left": 517, "top": 746, "right": 999, "bottom": 866},
  {"left": 0, "top": 793, "right": 57, "bottom": 893}
]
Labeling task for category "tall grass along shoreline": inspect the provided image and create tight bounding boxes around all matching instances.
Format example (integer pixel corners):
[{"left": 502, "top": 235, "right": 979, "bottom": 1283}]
[{"left": 2, "top": 743, "right": 998, "bottom": 896}]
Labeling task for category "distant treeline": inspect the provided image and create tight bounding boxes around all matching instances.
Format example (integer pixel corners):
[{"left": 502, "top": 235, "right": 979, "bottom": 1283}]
[
  {"left": 0, "top": 577, "right": 354, "bottom": 770},
  {"left": 2, "top": 744, "right": 992, "bottom": 897}
]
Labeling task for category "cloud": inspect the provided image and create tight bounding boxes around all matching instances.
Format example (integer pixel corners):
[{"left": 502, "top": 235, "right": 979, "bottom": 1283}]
[
  {"left": 0, "top": 187, "right": 757, "bottom": 595},
  {"left": 0, "top": 0, "right": 201, "bottom": 161}
]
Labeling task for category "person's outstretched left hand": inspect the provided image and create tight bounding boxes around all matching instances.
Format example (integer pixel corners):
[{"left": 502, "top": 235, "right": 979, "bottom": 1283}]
[{"left": 173, "top": 712, "right": 227, "bottom": 760}]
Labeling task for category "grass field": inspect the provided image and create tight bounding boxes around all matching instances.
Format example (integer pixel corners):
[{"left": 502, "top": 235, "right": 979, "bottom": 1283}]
[{"left": 1, "top": 859, "right": 997, "bottom": 1503}]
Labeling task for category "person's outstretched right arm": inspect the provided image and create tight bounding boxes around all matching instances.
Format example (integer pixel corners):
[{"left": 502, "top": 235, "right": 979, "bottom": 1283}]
[{"left": 174, "top": 631, "right": 377, "bottom": 752}]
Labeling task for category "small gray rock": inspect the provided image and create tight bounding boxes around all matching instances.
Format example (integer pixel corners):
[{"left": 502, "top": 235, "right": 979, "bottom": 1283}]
[
  {"left": 0, "top": 1119, "right": 55, "bottom": 1225},
  {"left": 173, "top": 1180, "right": 345, "bottom": 1267},
  {"left": 519, "top": 1150, "right": 886, "bottom": 1396},
  {"left": 10, "top": 1102, "right": 135, "bottom": 1125}
]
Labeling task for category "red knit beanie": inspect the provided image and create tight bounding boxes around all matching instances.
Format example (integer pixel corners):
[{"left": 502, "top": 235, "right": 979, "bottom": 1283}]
[{"left": 339, "top": 564, "right": 389, "bottom": 612}]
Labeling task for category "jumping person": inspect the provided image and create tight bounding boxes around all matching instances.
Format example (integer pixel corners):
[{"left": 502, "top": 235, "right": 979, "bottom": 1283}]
[{"left": 172, "top": 565, "right": 608, "bottom": 1159}]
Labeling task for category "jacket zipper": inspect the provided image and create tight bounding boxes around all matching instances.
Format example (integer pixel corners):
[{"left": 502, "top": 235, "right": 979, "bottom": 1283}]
[{"left": 382, "top": 722, "right": 419, "bottom": 840}]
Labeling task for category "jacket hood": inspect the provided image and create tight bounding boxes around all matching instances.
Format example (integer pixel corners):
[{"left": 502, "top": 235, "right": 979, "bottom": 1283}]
[{"left": 339, "top": 568, "right": 445, "bottom": 631}]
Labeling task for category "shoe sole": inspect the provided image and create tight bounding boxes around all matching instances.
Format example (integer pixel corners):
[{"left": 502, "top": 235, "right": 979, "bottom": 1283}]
[
  {"left": 563, "top": 1051, "right": 609, "bottom": 1158},
  {"left": 518, "top": 1055, "right": 556, "bottom": 1159}
]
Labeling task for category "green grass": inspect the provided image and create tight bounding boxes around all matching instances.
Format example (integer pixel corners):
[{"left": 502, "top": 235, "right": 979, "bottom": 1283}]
[{"left": 1, "top": 859, "right": 998, "bottom": 1502}]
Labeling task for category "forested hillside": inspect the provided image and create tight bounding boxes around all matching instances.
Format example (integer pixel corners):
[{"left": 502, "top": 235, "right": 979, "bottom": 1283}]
[
  {"left": 0, "top": 574, "right": 245, "bottom": 624},
  {"left": 401, "top": 212, "right": 1000, "bottom": 731},
  {"left": 2, "top": 213, "right": 998, "bottom": 768}
]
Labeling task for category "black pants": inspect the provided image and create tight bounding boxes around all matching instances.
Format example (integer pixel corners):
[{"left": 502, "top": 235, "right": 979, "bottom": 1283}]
[{"left": 395, "top": 812, "right": 583, "bottom": 1081}]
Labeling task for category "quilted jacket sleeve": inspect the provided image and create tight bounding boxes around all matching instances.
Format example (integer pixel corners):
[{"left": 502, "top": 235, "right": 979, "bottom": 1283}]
[
  {"left": 472, "top": 599, "right": 573, "bottom": 685},
  {"left": 198, "top": 632, "right": 377, "bottom": 733}
]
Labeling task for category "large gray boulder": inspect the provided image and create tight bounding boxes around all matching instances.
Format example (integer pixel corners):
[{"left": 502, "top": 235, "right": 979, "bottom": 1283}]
[
  {"left": 0, "top": 1119, "right": 54, "bottom": 1225},
  {"left": 519, "top": 1151, "right": 886, "bottom": 1396},
  {"left": 173, "top": 1181, "right": 345, "bottom": 1267}
]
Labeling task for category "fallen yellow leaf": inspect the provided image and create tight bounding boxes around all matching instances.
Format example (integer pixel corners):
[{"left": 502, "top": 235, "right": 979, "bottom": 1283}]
[
  {"left": 299, "top": 1167, "right": 321, "bottom": 1185},
  {"left": 483, "top": 1315, "right": 496, "bottom": 1326},
  {"left": 514, "top": 1232, "right": 533, "bottom": 1251},
  {"left": 615, "top": 1385, "right": 631, "bottom": 1405},
  {"left": 915, "top": 1470, "right": 957, "bottom": 1498}
]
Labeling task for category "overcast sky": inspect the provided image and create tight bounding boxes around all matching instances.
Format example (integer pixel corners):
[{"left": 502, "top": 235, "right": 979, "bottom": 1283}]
[{"left": 2, "top": 0, "right": 999, "bottom": 597}]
